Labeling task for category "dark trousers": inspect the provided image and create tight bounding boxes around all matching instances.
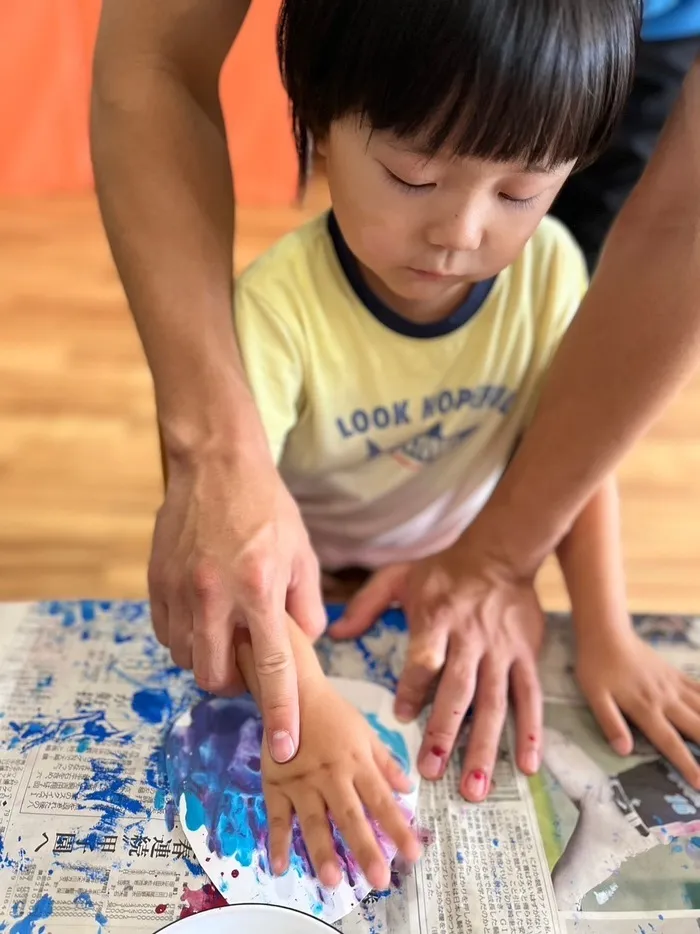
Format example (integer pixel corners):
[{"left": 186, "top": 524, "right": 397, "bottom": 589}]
[{"left": 550, "top": 36, "right": 700, "bottom": 272}]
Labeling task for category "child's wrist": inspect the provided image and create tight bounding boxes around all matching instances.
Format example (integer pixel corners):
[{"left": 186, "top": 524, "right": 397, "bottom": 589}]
[{"left": 573, "top": 602, "right": 632, "bottom": 651}]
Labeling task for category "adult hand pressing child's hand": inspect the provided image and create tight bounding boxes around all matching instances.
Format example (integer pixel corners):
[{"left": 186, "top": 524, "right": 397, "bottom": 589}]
[{"left": 234, "top": 623, "right": 421, "bottom": 891}]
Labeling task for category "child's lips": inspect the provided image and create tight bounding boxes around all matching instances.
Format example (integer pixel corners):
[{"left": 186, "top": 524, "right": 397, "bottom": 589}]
[
  {"left": 408, "top": 266, "right": 457, "bottom": 282},
  {"left": 407, "top": 266, "right": 462, "bottom": 281}
]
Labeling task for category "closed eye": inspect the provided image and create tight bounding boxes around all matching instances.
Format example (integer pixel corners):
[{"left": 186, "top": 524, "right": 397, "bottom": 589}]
[
  {"left": 499, "top": 192, "right": 540, "bottom": 209},
  {"left": 383, "top": 166, "right": 436, "bottom": 193}
]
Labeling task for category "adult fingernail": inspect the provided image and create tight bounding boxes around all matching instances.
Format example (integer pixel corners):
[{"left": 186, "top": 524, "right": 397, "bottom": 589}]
[
  {"left": 270, "top": 731, "right": 296, "bottom": 763},
  {"left": 421, "top": 747, "right": 446, "bottom": 780},
  {"left": 612, "top": 737, "right": 630, "bottom": 756},
  {"left": 272, "top": 857, "right": 287, "bottom": 876},
  {"left": 464, "top": 769, "right": 488, "bottom": 800},
  {"left": 395, "top": 702, "right": 416, "bottom": 722},
  {"left": 523, "top": 749, "right": 539, "bottom": 774}
]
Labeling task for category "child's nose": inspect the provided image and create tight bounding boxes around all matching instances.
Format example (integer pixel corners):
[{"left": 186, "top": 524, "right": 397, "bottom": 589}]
[{"left": 426, "top": 206, "right": 484, "bottom": 253}]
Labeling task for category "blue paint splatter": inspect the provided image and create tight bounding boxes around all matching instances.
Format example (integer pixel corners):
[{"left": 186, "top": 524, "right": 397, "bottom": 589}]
[
  {"left": 326, "top": 605, "right": 407, "bottom": 633},
  {"left": 145, "top": 748, "right": 168, "bottom": 813},
  {"left": 95, "top": 910, "right": 108, "bottom": 925},
  {"left": 35, "top": 676, "right": 53, "bottom": 690},
  {"left": 54, "top": 863, "right": 109, "bottom": 885},
  {"left": 131, "top": 689, "right": 171, "bottom": 725},
  {"left": 184, "top": 790, "right": 206, "bottom": 832},
  {"left": 74, "top": 758, "right": 146, "bottom": 833},
  {"left": 364, "top": 714, "right": 410, "bottom": 772},
  {"left": 73, "top": 892, "right": 94, "bottom": 910},
  {"left": 9, "top": 894, "right": 53, "bottom": 934},
  {"left": 114, "top": 632, "right": 134, "bottom": 644},
  {"left": 5, "top": 710, "right": 131, "bottom": 754},
  {"left": 184, "top": 855, "right": 205, "bottom": 878},
  {"left": 165, "top": 799, "right": 177, "bottom": 832},
  {"left": 456, "top": 851, "right": 465, "bottom": 864}
]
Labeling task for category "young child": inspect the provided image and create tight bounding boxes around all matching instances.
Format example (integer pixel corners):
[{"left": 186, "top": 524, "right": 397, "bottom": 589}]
[{"left": 230, "top": 0, "right": 699, "bottom": 894}]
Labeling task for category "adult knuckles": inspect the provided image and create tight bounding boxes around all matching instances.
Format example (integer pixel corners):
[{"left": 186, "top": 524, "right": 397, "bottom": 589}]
[
  {"left": 190, "top": 559, "right": 226, "bottom": 604},
  {"left": 479, "top": 684, "right": 509, "bottom": 717}
]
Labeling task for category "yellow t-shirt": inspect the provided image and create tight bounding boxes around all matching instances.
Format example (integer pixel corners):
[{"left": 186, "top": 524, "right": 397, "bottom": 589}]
[{"left": 235, "top": 212, "right": 587, "bottom": 570}]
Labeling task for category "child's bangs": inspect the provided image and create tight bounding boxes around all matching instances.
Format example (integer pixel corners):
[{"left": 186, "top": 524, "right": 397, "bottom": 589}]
[{"left": 279, "top": 0, "right": 640, "bottom": 179}]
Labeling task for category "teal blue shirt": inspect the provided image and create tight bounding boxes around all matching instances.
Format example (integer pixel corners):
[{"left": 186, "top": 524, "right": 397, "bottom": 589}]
[{"left": 643, "top": 0, "right": 700, "bottom": 41}]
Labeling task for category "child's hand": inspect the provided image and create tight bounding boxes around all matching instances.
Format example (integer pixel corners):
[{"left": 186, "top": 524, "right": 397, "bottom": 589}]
[
  {"left": 262, "top": 675, "right": 421, "bottom": 892},
  {"left": 576, "top": 627, "right": 700, "bottom": 787}
]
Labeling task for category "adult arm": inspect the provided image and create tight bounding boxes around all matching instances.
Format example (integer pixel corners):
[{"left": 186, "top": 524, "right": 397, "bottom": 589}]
[
  {"left": 474, "top": 55, "right": 700, "bottom": 570},
  {"left": 91, "top": 0, "right": 325, "bottom": 762}
]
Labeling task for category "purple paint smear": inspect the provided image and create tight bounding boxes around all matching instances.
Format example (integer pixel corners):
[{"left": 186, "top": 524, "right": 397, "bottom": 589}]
[{"left": 166, "top": 695, "right": 404, "bottom": 904}]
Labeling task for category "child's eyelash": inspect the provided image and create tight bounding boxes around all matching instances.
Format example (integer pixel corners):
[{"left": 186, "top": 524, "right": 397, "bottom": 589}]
[
  {"left": 500, "top": 193, "right": 540, "bottom": 210},
  {"left": 384, "top": 167, "right": 434, "bottom": 194}
]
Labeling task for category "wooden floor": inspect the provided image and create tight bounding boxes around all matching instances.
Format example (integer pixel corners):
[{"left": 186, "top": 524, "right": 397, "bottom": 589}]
[{"left": 1, "top": 188, "right": 699, "bottom": 613}]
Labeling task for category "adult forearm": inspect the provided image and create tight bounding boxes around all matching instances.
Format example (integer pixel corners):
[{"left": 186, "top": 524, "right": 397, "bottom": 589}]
[
  {"left": 91, "top": 61, "right": 265, "bottom": 464},
  {"left": 478, "top": 58, "right": 700, "bottom": 574}
]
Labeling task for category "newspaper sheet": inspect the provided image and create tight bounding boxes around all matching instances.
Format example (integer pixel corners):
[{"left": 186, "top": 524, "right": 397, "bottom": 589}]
[{"left": 0, "top": 601, "right": 698, "bottom": 933}]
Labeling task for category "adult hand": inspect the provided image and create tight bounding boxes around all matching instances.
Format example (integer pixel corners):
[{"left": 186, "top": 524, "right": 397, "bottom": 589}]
[
  {"left": 148, "top": 448, "right": 326, "bottom": 763},
  {"left": 331, "top": 541, "right": 545, "bottom": 801}
]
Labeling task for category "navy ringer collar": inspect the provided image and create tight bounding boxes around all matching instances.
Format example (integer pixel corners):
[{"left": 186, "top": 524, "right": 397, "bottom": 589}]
[{"left": 327, "top": 211, "right": 496, "bottom": 339}]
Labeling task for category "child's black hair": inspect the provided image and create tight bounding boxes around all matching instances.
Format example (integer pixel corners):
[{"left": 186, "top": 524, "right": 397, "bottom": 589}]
[{"left": 278, "top": 0, "right": 641, "bottom": 188}]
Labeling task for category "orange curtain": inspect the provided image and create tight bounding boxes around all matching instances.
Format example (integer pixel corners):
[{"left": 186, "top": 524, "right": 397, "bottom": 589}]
[{"left": 0, "top": 0, "right": 297, "bottom": 206}]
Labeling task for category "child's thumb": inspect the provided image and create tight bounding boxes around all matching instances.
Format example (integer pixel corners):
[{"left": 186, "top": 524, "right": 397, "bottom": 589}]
[{"left": 329, "top": 567, "right": 403, "bottom": 640}]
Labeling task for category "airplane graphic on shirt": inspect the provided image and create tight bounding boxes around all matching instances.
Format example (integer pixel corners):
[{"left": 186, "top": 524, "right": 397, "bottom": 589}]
[{"left": 366, "top": 422, "right": 479, "bottom": 469}]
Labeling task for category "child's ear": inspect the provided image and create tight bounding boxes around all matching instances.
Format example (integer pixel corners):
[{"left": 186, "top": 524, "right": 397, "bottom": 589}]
[{"left": 316, "top": 135, "right": 328, "bottom": 158}]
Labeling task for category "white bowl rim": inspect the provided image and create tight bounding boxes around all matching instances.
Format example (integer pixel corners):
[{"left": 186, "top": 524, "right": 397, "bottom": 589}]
[{"left": 160, "top": 903, "right": 338, "bottom": 930}]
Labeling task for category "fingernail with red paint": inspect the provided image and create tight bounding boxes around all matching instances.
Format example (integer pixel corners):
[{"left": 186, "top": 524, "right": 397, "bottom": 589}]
[
  {"left": 464, "top": 769, "right": 488, "bottom": 800},
  {"left": 421, "top": 746, "right": 446, "bottom": 780}
]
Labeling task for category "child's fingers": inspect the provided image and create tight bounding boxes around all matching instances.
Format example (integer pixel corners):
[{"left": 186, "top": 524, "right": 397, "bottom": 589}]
[
  {"left": 669, "top": 701, "right": 700, "bottom": 746},
  {"left": 325, "top": 781, "right": 390, "bottom": 891},
  {"left": 587, "top": 691, "right": 634, "bottom": 757},
  {"left": 372, "top": 740, "right": 414, "bottom": 795},
  {"left": 682, "top": 674, "right": 700, "bottom": 696},
  {"left": 636, "top": 711, "right": 700, "bottom": 788},
  {"left": 265, "top": 786, "right": 293, "bottom": 876},
  {"left": 681, "top": 684, "right": 700, "bottom": 715},
  {"left": 293, "top": 789, "right": 342, "bottom": 888},
  {"left": 355, "top": 768, "right": 421, "bottom": 865},
  {"left": 511, "top": 656, "right": 543, "bottom": 775}
]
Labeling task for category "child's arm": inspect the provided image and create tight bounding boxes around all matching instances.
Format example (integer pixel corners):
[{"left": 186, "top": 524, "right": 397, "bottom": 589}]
[
  {"left": 234, "top": 619, "right": 421, "bottom": 890},
  {"left": 556, "top": 475, "right": 700, "bottom": 787}
]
